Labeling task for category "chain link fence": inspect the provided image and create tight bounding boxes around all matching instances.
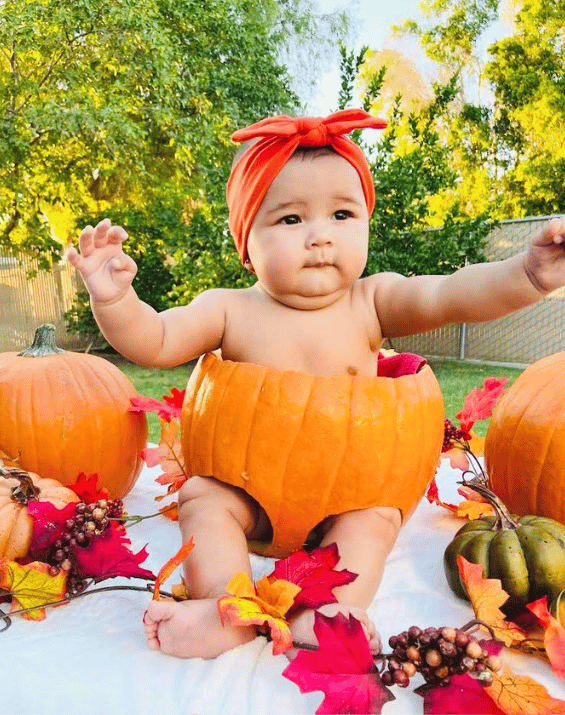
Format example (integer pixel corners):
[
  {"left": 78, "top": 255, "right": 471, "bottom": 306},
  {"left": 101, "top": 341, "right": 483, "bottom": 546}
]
[
  {"left": 392, "top": 215, "right": 565, "bottom": 366},
  {"left": 2, "top": 214, "right": 564, "bottom": 363}
]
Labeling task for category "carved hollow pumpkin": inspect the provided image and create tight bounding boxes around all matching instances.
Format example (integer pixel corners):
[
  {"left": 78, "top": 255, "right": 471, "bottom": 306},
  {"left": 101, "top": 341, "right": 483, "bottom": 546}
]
[
  {"left": 0, "top": 465, "right": 79, "bottom": 560},
  {"left": 444, "top": 482, "right": 565, "bottom": 613},
  {"left": 181, "top": 352, "right": 444, "bottom": 558},
  {"left": 484, "top": 351, "right": 565, "bottom": 525},
  {"left": 0, "top": 324, "right": 148, "bottom": 499}
]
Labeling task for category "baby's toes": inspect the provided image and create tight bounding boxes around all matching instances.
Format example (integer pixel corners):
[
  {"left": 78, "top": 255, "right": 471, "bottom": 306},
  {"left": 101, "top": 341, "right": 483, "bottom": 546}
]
[{"left": 143, "top": 609, "right": 161, "bottom": 650}]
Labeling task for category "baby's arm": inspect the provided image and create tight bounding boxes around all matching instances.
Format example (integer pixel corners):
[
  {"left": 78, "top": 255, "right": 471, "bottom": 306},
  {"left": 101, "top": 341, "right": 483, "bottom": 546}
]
[
  {"left": 67, "top": 219, "right": 226, "bottom": 367},
  {"left": 373, "top": 217, "right": 565, "bottom": 338}
]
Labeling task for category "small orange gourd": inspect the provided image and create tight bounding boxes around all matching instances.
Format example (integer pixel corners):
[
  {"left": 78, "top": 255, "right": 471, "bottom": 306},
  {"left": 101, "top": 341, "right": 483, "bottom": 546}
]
[
  {"left": 0, "top": 324, "right": 148, "bottom": 499},
  {"left": 0, "top": 465, "right": 79, "bottom": 560},
  {"left": 485, "top": 351, "right": 565, "bottom": 525},
  {"left": 181, "top": 352, "right": 444, "bottom": 557}
]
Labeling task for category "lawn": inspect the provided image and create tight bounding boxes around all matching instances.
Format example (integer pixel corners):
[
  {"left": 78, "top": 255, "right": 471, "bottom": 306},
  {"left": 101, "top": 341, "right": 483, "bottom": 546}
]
[{"left": 103, "top": 352, "right": 524, "bottom": 445}]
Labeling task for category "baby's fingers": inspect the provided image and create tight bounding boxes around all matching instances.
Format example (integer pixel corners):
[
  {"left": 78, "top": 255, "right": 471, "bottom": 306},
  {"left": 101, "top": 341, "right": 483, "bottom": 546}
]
[{"left": 533, "top": 217, "right": 565, "bottom": 246}]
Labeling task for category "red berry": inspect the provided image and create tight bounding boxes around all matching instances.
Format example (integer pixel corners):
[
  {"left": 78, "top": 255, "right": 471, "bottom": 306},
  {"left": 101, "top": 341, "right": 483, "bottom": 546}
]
[{"left": 393, "top": 670, "right": 410, "bottom": 687}]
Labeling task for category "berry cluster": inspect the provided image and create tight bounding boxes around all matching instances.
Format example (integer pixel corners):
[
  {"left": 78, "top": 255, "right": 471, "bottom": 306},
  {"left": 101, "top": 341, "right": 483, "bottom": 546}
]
[
  {"left": 442, "top": 419, "right": 469, "bottom": 452},
  {"left": 381, "top": 626, "right": 502, "bottom": 688},
  {"left": 46, "top": 498, "right": 125, "bottom": 594}
]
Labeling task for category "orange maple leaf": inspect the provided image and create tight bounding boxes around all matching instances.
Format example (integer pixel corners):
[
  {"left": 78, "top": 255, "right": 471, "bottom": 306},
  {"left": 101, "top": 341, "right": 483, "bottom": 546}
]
[
  {"left": 457, "top": 556, "right": 526, "bottom": 646},
  {"left": 455, "top": 499, "right": 495, "bottom": 520},
  {"left": 217, "top": 572, "right": 301, "bottom": 655},
  {"left": 152, "top": 538, "right": 195, "bottom": 600},
  {"left": 527, "top": 597, "right": 565, "bottom": 679},
  {"left": 485, "top": 664, "right": 565, "bottom": 714},
  {"left": 141, "top": 418, "right": 188, "bottom": 498}
]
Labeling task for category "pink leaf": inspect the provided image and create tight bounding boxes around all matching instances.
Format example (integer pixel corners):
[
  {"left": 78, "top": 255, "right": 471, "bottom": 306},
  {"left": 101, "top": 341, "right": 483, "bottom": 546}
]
[
  {"left": 421, "top": 640, "right": 505, "bottom": 714},
  {"left": 27, "top": 501, "right": 78, "bottom": 562},
  {"left": 283, "top": 612, "right": 395, "bottom": 714}
]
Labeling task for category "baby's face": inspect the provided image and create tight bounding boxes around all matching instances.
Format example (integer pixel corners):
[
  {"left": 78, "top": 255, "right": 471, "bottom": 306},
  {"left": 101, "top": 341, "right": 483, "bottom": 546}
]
[{"left": 246, "top": 152, "right": 369, "bottom": 310}]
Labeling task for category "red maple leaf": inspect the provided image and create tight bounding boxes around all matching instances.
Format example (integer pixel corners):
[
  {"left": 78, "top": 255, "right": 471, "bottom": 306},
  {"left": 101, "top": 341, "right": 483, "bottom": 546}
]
[
  {"left": 269, "top": 543, "right": 357, "bottom": 617},
  {"left": 68, "top": 473, "right": 109, "bottom": 503},
  {"left": 421, "top": 639, "right": 505, "bottom": 715},
  {"left": 455, "top": 377, "right": 508, "bottom": 434},
  {"left": 27, "top": 501, "right": 78, "bottom": 562},
  {"left": 72, "top": 527, "right": 156, "bottom": 582},
  {"left": 130, "top": 387, "right": 185, "bottom": 423},
  {"left": 283, "top": 611, "right": 395, "bottom": 714}
]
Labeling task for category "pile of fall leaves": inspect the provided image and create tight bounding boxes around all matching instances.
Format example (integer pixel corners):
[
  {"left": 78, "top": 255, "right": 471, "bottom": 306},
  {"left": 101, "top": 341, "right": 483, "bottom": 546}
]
[{"left": 1, "top": 379, "right": 564, "bottom": 715}]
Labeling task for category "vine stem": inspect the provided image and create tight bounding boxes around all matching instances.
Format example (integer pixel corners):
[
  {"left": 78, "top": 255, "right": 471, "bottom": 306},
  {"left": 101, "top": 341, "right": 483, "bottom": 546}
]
[
  {"left": 116, "top": 503, "right": 177, "bottom": 526},
  {"left": 0, "top": 583, "right": 174, "bottom": 629}
]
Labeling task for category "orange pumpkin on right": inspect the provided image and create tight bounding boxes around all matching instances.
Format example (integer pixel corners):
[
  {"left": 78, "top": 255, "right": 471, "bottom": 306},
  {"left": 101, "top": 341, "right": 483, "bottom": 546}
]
[{"left": 484, "top": 351, "right": 565, "bottom": 526}]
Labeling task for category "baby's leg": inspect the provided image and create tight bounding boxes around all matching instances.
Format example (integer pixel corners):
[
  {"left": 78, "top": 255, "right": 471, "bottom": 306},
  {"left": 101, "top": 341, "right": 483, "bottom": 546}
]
[
  {"left": 288, "top": 505, "right": 402, "bottom": 659},
  {"left": 144, "top": 476, "right": 270, "bottom": 659}
]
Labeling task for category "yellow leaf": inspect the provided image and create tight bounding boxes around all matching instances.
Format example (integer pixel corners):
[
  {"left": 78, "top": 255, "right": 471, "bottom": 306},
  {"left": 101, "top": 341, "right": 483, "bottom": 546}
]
[
  {"left": 455, "top": 500, "right": 495, "bottom": 520},
  {"left": 217, "top": 594, "right": 293, "bottom": 655},
  {"left": 457, "top": 556, "right": 526, "bottom": 646},
  {"left": 0, "top": 559, "right": 67, "bottom": 621},
  {"left": 255, "top": 576, "right": 301, "bottom": 619},
  {"left": 486, "top": 665, "right": 565, "bottom": 714}
]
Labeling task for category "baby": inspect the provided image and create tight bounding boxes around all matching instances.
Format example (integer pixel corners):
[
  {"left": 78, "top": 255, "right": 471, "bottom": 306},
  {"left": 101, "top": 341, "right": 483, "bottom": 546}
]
[{"left": 67, "top": 109, "right": 565, "bottom": 661}]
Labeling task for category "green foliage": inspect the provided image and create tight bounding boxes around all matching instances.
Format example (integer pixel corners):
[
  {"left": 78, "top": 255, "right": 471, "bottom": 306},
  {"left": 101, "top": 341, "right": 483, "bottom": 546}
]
[
  {"left": 339, "top": 48, "right": 492, "bottom": 277},
  {"left": 0, "top": 0, "right": 302, "bottom": 268},
  {"left": 395, "top": 0, "right": 565, "bottom": 219}
]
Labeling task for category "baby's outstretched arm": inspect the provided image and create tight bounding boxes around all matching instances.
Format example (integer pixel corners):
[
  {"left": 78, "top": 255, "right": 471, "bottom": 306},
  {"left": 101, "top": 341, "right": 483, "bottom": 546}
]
[
  {"left": 373, "top": 217, "right": 565, "bottom": 338},
  {"left": 67, "top": 219, "right": 226, "bottom": 367}
]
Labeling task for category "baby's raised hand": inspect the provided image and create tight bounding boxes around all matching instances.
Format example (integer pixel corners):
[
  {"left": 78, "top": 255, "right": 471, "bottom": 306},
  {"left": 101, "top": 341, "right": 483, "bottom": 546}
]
[
  {"left": 524, "top": 217, "right": 565, "bottom": 294},
  {"left": 66, "top": 218, "right": 137, "bottom": 305}
]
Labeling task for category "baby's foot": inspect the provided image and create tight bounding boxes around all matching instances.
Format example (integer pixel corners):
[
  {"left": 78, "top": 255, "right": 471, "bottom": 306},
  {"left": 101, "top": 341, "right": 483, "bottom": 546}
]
[
  {"left": 286, "top": 602, "right": 382, "bottom": 661},
  {"left": 144, "top": 598, "right": 257, "bottom": 659}
]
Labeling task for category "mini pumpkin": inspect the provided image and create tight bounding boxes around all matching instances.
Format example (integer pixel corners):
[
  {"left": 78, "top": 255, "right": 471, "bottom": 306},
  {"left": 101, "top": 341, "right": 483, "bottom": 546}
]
[
  {"left": 181, "top": 352, "right": 444, "bottom": 558},
  {"left": 0, "top": 324, "right": 148, "bottom": 499},
  {"left": 484, "top": 351, "right": 565, "bottom": 525},
  {"left": 444, "top": 481, "right": 565, "bottom": 613},
  {"left": 0, "top": 464, "right": 79, "bottom": 560}
]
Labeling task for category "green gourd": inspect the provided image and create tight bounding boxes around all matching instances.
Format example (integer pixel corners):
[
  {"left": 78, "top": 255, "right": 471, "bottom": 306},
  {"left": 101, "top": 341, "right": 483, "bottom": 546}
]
[{"left": 444, "top": 482, "right": 565, "bottom": 612}]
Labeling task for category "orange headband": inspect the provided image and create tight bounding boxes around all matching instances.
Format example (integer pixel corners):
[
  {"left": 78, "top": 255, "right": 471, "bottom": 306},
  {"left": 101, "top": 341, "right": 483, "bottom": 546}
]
[{"left": 226, "top": 109, "right": 387, "bottom": 263}]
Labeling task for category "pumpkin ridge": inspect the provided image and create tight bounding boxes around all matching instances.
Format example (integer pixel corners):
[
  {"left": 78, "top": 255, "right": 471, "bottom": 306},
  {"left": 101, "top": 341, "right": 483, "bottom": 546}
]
[
  {"left": 411, "top": 373, "right": 428, "bottom": 508},
  {"left": 60, "top": 352, "right": 94, "bottom": 482},
  {"left": 510, "top": 377, "right": 559, "bottom": 516},
  {"left": 277, "top": 373, "right": 317, "bottom": 547},
  {"left": 322, "top": 376, "right": 354, "bottom": 519},
  {"left": 212, "top": 359, "right": 248, "bottom": 481},
  {"left": 538, "top": 400, "right": 565, "bottom": 518}
]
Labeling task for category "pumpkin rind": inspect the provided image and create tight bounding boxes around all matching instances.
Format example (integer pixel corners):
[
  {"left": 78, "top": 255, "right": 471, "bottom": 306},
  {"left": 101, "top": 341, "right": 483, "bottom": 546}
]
[
  {"left": 181, "top": 352, "right": 444, "bottom": 558},
  {"left": 484, "top": 351, "right": 565, "bottom": 525},
  {"left": 0, "top": 325, "right": 148, "bottom": 499},
  {"left": 0, "top": 469, "right": 79, "bottom": 560}
]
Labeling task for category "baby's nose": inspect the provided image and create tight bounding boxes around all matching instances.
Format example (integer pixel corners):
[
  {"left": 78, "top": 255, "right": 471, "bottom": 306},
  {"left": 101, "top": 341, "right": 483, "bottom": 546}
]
[{"left": 306, "top": 222, "right": 333, "bottom": 247}]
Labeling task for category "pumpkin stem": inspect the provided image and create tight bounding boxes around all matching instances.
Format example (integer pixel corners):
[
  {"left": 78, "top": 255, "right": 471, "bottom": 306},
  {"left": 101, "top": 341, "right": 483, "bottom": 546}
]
[
  {"left": 0, "top": 466, "right": 41, "bottom": 503},
  {"left": 18, "top": 323, "right": 65, "bottom": 357},
  {"left": 460, "top": 477, "right": 521, "bottom": 530}
]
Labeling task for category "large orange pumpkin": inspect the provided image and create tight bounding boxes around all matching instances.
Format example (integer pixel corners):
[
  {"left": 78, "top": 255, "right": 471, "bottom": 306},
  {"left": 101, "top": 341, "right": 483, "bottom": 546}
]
[
  {"left": 485, "top": 351, "right": 565, "bottom": 525},
  {"left": 0, "top": 465, "right": 79, "bottom": 560},
  {"left": 181, "top": 352, "right": 444, "bottom": 558},
  {"left": 0, "top": 324, "right": 148, "bottom": 499}
]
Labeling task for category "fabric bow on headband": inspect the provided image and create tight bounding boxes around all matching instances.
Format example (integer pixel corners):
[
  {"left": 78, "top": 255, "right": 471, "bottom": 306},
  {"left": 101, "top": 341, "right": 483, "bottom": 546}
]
[{"left": 226, "top": 109, "right": 387, "bottom": 263}]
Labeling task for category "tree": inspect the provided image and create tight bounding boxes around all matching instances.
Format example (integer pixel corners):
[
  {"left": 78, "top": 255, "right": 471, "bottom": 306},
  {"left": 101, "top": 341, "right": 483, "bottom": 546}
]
[
  {"left": 340, "top": 45, "right": 492, "bottom": 280},
  {"left": 1, "top": 0, "right": 350, "bottom": 268},
  {"left": 394, "top": 0, "right": 565, "bottom": 218}
]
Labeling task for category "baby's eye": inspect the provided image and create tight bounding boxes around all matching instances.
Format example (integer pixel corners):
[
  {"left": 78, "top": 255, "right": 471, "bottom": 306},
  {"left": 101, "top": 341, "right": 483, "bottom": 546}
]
[
  {"left": 278, "top": 214, "right": 301, "bottom": 225},
  {"left": 333, "top": 210, "right": 353, "bottom": 220}
]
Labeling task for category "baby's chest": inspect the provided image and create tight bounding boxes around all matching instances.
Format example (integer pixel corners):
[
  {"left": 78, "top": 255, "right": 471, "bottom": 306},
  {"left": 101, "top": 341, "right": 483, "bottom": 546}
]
[{"left": 223, "top": 305, "right": 381, "bottom": 376}]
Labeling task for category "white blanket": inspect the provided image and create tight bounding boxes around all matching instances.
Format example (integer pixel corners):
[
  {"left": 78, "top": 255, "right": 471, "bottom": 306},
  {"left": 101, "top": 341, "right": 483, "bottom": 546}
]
[{"left": 3, "top": 457, "right": 564, "bottom": 715}]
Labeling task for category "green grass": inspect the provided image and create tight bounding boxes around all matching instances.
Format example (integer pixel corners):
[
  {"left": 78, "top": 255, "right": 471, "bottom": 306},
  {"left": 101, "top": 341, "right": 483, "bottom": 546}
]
[{"left": 100, "top": 353, "right": 525, "bottom": 444}]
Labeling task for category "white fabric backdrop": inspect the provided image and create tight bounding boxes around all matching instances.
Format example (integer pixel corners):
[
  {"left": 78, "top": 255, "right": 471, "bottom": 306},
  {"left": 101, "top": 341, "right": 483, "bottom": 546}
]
[{"left": 2, "top": 456, "right": 564, "bottom": 715}]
